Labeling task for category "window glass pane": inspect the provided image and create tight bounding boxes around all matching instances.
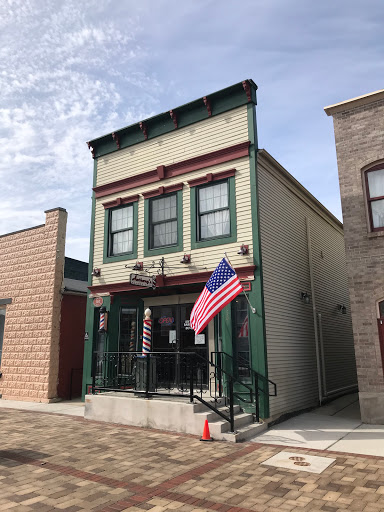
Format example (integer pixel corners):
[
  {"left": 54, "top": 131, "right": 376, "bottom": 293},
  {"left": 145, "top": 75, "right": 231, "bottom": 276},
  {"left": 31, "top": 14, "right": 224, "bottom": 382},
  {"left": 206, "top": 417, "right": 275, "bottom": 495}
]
[
  {"left": 199, "top": 182, "right": 228, "bottom": 213},
  {"left": 153, "top": 220, "right": 177, "bottom": 247},
  {"left": 367, "top": 169, "right": 384, "bottom": 199},
  {"left": 379, "top": 301, "right": 384, "bottom": 318},
  {"left": 0, "top": 308, "right": 5, "bottom": 366},
  {"left": 119, "top": 307, "right": 137, "bottom": 352},
  {"left": 233, "top": 297, "right": 250, "bottom": 380},
  {"left": 200, "top": 209, "right": 230, "bottom": 239},
  {"left": 371, "top": 199, "right": 384, "bottom": 229},
  {"left": 111, "top": 206, "right": 133, "bottom": 232},
  {"left": 152, "top": 195, "right": 177, "bottom": 222},
  {"left": 112, "top": 230, "right": 133, "bottom": 255}
]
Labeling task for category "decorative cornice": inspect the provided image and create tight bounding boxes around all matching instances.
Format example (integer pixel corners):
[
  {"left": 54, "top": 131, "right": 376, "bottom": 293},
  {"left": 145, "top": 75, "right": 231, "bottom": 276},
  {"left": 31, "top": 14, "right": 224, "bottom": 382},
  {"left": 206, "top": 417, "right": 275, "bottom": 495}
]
[
  {"left": 242, "top": 80, "right": 252, "bottom": 102},
  {"left": 112, "top": 132, "right": 120, "bottom": 149},
  {"left": 93, "top": 140, "right": 250, "bottom": 199},
  {"left": 169, "top": 110, "right": 178, "bottom": 129},
  {"left": 142, "top": 183, "right": 183, "bottom": 200},
  {"left": 139, "top": 122, "right": 148, "bottom": 140},
  {"left": 188, "top": 168, "right": 236, "bottom": 188},
  {"left": 102, "top": 194, "right": 140, "bottom": 209},
  {"left": 89, "top": 265, "right": 256, "bottom": 294},
  {"left": 203, "top": 96, "right": 212, "bottom": 116},
  {"left": 87, "top": 142, "right": 95, "bottom": 159}
]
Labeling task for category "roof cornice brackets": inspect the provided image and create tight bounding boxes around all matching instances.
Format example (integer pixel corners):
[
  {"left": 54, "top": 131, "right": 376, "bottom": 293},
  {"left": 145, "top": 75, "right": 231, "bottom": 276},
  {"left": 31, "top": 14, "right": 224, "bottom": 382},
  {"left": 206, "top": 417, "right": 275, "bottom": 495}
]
[
  {"left": 203, "top": 96, "right": 212, "bottom": 117},
  {"left": 112, "top": 132, "right": 120, "bottom": 149},
  {"left": 169, "top": 110, "right": 178, "bottom": 129},
  {"left": 139, "top": 122, "right": 148, "bottom": 140},
  {"left": 87, "top": 142, "right": 95, "bottom": 159},
  {"left": 242, "top": 80, "right": 252, "bottom": 102}
]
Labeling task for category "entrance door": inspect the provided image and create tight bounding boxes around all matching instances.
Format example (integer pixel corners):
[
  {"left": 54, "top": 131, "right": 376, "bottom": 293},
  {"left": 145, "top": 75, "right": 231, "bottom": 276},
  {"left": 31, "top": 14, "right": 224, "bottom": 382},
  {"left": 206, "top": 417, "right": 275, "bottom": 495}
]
[
  {"left": 150, "top": 304, "right": 209, "bottom": 386},
  {"left": 151, "top": 304, "right": 208, "bottom": 356}
]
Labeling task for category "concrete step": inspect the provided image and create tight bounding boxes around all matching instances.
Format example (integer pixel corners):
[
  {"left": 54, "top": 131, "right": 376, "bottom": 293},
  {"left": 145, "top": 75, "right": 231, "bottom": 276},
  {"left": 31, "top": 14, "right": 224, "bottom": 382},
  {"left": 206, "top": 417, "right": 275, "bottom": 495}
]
[
  {"left": 191, "top": 400, "right": 240, "bottom": 415},
  {"left": 208, "top": 412, "right": 254, "bottom": 435},
  {"left": 220, "top": 421, "right": 268, "bottom": 442}
]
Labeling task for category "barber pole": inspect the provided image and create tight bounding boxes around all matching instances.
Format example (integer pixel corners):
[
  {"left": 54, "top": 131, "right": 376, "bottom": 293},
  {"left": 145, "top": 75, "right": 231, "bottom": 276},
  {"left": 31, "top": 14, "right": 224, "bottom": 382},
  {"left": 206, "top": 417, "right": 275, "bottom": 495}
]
[
  {"left": 142, "top": 308, "right": 152, "bottom": 354},
  {"left": 99, "top": 306, "right": 106, "bottom": 333}
]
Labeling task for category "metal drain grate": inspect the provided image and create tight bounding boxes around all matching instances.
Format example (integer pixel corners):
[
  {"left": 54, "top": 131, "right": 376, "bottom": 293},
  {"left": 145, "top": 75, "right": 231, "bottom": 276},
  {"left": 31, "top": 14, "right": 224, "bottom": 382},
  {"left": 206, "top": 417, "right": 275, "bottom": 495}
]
[{"left": 261, "top": 451, "right": 335, "bottom": 474}]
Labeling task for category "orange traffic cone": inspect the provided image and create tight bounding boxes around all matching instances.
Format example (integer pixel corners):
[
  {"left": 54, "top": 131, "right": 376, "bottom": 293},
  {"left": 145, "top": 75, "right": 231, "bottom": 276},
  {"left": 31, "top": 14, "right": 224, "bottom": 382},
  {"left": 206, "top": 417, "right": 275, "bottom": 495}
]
[{"left": 200, "top": 419, "right": 213, "bottom": 442}]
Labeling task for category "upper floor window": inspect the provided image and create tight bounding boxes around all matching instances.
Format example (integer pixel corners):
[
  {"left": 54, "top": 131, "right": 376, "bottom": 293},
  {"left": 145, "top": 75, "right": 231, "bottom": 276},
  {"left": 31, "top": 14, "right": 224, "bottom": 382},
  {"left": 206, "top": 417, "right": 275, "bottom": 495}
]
[
  {"left": 150, "top": 194, "right": 178, "bottom": 249},
  {"left": 366, "top": 166, "right": 384, "bottom": 231},
  {"left": 109, "top": 205, "right": 134, "bottom": 256},
  {"left": 198, "top": 181, "right": 230, "bottom": 240}
]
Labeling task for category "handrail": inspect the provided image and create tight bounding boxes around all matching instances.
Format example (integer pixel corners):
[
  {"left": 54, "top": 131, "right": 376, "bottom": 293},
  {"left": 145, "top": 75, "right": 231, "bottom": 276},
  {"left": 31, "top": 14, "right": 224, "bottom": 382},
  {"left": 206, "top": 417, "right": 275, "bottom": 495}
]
[{"left": 213, "top": 351, "right": 277, "bottom": 397}]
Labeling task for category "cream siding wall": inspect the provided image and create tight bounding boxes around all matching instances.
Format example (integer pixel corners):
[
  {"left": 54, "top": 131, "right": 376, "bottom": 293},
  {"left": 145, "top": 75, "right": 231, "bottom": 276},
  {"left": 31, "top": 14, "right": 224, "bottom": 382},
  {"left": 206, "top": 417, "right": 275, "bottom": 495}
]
[
  {"left": 92, "top": 106, "right": 254, "bottom": 285},
  {"left": 258, "top": 153, "right": 356, "bottom": 419},
  {"left": 96, "top": 107, "right": 248, "bottom": 186}
]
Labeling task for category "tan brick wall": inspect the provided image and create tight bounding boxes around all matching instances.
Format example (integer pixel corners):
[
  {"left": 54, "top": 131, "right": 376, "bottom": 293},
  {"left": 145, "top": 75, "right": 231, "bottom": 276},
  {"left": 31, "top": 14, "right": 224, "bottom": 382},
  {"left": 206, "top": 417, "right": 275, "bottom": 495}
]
[
  {"left": 330, "top": 99, "right": 384, "bottom": 406},
  {"left": 0, "top": 208, "right": 67, "bottom": 402}
]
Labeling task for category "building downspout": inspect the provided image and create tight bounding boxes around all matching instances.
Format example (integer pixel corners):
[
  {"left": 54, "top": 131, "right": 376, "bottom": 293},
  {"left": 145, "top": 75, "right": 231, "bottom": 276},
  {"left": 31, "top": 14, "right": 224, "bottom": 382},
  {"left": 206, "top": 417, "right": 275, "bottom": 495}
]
[{"left": 306, "top": 217, "right": 324, "bottom": 405}]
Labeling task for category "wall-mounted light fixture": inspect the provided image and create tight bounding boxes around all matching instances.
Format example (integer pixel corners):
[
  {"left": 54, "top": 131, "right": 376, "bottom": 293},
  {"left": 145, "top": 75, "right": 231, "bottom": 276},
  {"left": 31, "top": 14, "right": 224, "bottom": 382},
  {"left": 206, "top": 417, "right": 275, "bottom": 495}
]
[
  {"left": 337, "top": 304, "right": 347, "bottom": 314},
  {"left": 300, "top": 292, "right": 311, "bottom": 304},
  {"left": 132, "top": 261, "right": 143, "bottom": 271},
  {"left": 180, "top": 254, "right": 191, "bottom": 264},
  {"left": 238, "top": 244, "right": 249, "bottom": 255},
  {"left": 91, "top": 268, "right": 101, "bottom": 277}
]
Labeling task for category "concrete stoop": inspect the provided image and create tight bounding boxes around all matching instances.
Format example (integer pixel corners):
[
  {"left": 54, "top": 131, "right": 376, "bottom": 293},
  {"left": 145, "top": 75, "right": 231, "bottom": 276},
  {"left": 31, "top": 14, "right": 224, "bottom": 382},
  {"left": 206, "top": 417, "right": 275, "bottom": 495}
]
[{"left": 84, "top": 393, "right": 267, "bottom": 442}]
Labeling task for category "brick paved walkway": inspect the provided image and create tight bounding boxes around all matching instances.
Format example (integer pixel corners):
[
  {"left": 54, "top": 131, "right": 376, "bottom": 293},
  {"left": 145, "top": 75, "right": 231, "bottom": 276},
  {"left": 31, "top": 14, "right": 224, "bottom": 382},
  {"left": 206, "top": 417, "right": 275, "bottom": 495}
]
[{"left": 1, "top": 409, "right": 384, "bottom": 511}]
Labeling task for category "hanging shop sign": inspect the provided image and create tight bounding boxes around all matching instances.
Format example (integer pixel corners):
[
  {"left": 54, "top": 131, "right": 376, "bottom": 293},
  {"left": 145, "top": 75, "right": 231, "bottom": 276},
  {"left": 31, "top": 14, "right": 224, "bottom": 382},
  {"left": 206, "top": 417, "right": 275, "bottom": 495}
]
[
  {"left": 93, "top": 297, "right": 103, "bottom": 307},
  {"left": 130, "top": 273, "right": 156, "bottom": 289},
  {"left": 159, "top": 316, "right": 174, "bottom": 325}
]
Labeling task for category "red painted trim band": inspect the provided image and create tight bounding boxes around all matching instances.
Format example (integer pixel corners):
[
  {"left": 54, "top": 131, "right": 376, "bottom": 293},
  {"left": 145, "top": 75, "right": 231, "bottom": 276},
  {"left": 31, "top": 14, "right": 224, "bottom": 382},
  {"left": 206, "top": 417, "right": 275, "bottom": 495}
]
[
  {"left": 102, "top": 194, "right": 140, "bottom": 209},
  {"left": 93, "top": 141, "right": 250, "bottom": 199},
  {"left": 89, "top": 266, "right": 256, "bottom": 294},
  {"left": 188, "top": 169, "right": 236, "bottom": 188},
  {"left": 142, "top": 183, "right": 183, "bottom": 199}
]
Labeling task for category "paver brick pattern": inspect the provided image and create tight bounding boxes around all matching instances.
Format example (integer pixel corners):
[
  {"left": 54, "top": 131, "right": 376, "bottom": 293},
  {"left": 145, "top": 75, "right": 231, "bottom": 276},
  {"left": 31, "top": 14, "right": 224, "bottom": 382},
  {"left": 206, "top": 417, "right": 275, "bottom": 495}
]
[{"left": 1, "top": 409, "right": 384, "bottom": 512}]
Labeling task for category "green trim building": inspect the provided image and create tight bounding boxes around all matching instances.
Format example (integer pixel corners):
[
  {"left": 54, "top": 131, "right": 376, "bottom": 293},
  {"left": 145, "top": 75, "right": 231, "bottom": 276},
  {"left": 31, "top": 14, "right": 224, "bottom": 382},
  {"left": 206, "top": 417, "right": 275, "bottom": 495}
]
[{"left": 83, "top": 80, "right": 357, "bottom": 422}]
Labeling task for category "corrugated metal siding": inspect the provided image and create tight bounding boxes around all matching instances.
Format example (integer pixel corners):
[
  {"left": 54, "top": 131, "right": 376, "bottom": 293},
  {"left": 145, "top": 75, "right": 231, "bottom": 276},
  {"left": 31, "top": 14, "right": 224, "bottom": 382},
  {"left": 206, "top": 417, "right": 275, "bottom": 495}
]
[
  {"left": 258, "top": 153, "right": 356, "bottom": 419},
  {"left": 92, "top": 105, "right": 254, "bottom": 285}
]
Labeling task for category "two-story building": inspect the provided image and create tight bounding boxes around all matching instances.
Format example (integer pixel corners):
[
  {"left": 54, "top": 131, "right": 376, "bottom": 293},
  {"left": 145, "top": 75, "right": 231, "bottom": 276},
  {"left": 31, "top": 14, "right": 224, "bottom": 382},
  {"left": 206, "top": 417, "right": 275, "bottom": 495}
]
[
  {"left": 325, "top": 89, "right": 384, "bottom": 424},
  {"left": 83, "top": 80, "right": 357, "bottom": 427}
]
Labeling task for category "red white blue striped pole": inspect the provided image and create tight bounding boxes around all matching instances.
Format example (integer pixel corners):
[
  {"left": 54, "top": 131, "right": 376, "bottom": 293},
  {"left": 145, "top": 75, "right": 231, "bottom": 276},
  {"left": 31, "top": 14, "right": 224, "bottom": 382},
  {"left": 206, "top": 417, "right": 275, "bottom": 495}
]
[
  {"left": 99, "top": 306, "right": 106, "bottom": 333},
  {"left": 142, "top": 308, "right": 152, "bottom": 355}
]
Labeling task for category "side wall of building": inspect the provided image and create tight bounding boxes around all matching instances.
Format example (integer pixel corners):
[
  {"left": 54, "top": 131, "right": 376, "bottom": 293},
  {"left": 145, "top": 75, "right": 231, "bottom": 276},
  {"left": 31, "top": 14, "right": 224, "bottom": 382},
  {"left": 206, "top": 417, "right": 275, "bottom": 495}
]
[
  {"left": 57, "top": 293, "right": 87, "bottom": 400},
  {"left": 331, "top": 98, "right": 384, "bottom": 422},
  {"left": 0, "top": 208, "right": 67, "bottom": 402},
  {"left": 258, "top": 152, "right": 356, "bottom": 419}
]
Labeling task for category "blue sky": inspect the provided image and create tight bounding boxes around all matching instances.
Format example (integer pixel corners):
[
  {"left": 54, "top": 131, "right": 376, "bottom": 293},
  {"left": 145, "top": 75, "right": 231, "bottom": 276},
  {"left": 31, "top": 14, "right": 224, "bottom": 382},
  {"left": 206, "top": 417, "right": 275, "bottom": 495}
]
[{"left": 1, "top": 0, "right": 383, "bottom": 261}]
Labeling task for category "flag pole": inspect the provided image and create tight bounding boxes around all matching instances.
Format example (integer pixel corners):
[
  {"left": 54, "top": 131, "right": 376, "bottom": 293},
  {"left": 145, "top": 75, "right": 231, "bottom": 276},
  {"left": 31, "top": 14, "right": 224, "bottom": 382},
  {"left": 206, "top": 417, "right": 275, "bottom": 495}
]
[{"left": 224, "top": 252, "right": 256, "bottom": 314}]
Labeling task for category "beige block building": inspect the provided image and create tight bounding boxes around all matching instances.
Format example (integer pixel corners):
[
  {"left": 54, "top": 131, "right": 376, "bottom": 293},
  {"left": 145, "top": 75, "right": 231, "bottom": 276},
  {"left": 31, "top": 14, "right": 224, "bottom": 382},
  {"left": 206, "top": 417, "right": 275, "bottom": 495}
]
[
  {"left": 0, "top": 208, "right": 88, "bottom": 402},
  {"left": 325, "top": 89, "right": 384, "bottom": 423}
]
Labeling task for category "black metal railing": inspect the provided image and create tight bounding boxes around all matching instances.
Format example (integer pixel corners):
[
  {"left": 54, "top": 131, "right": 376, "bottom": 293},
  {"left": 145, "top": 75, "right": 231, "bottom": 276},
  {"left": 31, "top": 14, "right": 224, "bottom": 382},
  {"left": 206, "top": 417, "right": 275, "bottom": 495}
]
[
  {"left": 91, "top": 350, "right": 277, "bottom": 429},
  {"left": 212, "top": 351, "right": 277, "bottom": 421}
]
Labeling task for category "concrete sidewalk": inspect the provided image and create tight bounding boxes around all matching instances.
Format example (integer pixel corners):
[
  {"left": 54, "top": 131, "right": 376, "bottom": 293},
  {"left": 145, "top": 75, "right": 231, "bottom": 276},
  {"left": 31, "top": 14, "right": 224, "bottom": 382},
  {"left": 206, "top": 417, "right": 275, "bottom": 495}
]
[
  {"left": 0, "top": 397, "right": 85, "bottom": 416},
  {"left": 252, "top": 393, "right": 384, "bottom": 457}
]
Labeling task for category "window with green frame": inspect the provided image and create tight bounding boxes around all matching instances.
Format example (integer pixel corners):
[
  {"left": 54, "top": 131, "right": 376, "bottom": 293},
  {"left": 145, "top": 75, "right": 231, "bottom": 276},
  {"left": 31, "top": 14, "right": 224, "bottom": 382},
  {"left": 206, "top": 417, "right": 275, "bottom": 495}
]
[
  {"left": 191, "top": 177, "right": 237, "bottom": 249},
  {"left": 144, "top": 190, "right": 183, "bottom": 257},
  {"left": 103, "top": 202, "right": 138, "bottom": 263}
]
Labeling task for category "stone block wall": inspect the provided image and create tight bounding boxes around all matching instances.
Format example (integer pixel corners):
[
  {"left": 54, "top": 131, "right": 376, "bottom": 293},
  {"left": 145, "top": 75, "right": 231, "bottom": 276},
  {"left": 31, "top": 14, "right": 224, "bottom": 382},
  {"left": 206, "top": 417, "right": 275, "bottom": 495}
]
[
  {"left": 0, "top": 208, "right": 67, "bottom": 402},
  {"left": 326, "top": 94, "right": 384, "bottom": 422}
]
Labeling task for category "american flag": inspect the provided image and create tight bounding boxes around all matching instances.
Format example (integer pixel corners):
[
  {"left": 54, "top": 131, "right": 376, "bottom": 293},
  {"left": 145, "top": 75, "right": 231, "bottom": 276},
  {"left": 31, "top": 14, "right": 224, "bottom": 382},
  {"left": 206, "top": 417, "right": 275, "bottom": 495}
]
[{"left": 190, "top": 257, "right": 243, "bottom": 335}]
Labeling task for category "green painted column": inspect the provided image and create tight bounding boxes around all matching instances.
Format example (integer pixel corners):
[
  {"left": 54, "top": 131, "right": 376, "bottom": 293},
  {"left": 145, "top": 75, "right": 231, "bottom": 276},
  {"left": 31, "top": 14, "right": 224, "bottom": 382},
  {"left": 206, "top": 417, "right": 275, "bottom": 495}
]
[{"left": 247, "top": 102, "right": 270, "bottom": 418}]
